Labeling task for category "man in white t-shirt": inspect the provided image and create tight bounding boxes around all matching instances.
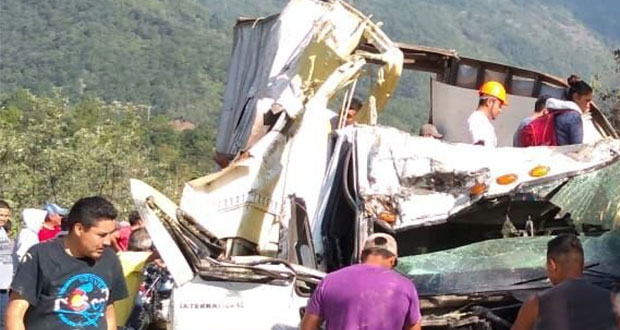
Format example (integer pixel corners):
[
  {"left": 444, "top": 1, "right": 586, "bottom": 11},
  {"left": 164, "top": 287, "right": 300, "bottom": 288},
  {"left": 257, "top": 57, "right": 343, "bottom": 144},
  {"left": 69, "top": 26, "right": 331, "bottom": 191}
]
[{"left": 467, "top": 81, "right": 508, "bottom": 147}]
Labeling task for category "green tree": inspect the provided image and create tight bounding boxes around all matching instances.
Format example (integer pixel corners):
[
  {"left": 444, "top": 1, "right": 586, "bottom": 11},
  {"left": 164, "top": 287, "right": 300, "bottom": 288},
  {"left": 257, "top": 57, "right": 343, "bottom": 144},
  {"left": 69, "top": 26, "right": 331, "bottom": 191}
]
[
  {"left": 598, "top": 49, "right": 620, "bottom": 134},
  {"left": 1, "top": 89, "right": 219, "bottom": 225},
  {"left": 0, "top": 90, "right": 150, "bottom": 219}
]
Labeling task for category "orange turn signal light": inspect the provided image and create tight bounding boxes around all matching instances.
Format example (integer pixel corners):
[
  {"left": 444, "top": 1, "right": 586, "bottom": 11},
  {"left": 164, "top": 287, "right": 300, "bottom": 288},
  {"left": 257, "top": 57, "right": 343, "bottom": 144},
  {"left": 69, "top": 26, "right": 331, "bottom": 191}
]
[
  {"left": 529, "top": 165, "right": 550, "bottom": 178},
  {"left": 496, "top": 174, "right": 518, "bottom": 185},
  {"left": 379, "top": 212, "right": 397, "bottom": 223},
  {"left": 470, "top": 183, "right": 487, "bottom": 196}
]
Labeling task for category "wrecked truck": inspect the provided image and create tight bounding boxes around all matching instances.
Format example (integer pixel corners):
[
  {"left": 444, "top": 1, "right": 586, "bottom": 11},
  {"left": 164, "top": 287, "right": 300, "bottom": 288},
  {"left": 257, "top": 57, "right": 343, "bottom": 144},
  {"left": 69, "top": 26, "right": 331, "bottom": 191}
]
[{"left": 130, "top": 0, "right": 620, "bottom": 329}]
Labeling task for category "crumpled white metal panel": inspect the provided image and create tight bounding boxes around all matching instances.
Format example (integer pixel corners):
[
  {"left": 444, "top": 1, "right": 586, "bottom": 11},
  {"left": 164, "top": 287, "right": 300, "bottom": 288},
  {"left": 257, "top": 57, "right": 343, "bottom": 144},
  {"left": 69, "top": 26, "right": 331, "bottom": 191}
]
[
  {"left": 131, "top": 179, "right": 195, "bottom": 286},
  {"left": 181, "top": 107, "right": 334, "bottom": 255},
  {"left": 352, "top": 125, "right": 620, "bottom": 228},
  {"left": 171, "top": 277, "right": 307, "bottom": 329}
]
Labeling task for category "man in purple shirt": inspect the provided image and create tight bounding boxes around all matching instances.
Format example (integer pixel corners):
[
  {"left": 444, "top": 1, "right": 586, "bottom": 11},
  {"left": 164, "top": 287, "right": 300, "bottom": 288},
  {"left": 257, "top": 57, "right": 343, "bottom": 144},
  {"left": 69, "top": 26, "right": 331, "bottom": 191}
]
[{"left": 301, "top": 233, "right": 421, "bottom": 330}]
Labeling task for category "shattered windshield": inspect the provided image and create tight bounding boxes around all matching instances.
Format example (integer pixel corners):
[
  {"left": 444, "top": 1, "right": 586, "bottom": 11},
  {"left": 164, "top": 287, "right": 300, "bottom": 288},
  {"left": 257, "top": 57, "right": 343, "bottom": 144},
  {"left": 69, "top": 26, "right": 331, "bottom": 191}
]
[
  {"left": 516, "top": 155, "right": 620, "bottom": 230},
  {"left": 547, "top": 159, "right": 620, "bottom": 229},
  {"left": 397, "top": 230, "right": 620, "bottom": 295}
]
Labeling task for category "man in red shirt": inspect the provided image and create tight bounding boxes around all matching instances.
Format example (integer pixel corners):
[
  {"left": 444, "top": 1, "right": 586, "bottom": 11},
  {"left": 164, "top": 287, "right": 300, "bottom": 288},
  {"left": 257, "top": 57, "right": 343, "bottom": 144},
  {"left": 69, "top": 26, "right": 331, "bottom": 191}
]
[
  {"left": 111, "top": 211, "right": 144, "bottom": 252},
  {"left": 38, "top": 203, "right": 67, "bottom": 242}
]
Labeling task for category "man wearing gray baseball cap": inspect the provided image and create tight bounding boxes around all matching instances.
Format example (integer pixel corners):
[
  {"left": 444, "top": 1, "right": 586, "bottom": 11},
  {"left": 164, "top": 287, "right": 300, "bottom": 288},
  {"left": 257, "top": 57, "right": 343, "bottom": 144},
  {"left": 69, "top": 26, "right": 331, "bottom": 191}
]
[
  {"left": 38, "top": 203, "right": 68, "bottom": 242},
  {"left": 301, "top": 233, "right": 421, "bottom": 330}
]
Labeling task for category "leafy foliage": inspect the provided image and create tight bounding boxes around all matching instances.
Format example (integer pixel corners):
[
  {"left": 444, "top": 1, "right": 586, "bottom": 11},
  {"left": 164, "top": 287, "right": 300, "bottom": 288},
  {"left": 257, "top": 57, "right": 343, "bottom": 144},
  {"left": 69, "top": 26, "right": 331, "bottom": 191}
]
[
  {"left": 596, "top": 49, "right": 620, "bottom": 134},
  {"left": 0, "top": 90, "right": 215, "bottom": 220}
]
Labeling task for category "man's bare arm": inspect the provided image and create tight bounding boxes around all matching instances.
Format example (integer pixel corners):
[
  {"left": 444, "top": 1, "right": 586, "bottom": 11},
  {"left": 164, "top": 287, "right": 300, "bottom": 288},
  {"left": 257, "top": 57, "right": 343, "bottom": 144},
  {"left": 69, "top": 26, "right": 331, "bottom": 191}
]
[
  {"left": 300, "top": 312, "right": 323, "bottom": 330},
  {"left": 404, "top": 320, "right": 422, "bottom": 330},
  {"left": 105, "top": 304, "right": 118, "bottom": 330},
  {"left": 5, "top": 292, "right": 30, "bottom": 330},
  {"left": 511, "top": 295, "right": 539, "bottom": 330}
]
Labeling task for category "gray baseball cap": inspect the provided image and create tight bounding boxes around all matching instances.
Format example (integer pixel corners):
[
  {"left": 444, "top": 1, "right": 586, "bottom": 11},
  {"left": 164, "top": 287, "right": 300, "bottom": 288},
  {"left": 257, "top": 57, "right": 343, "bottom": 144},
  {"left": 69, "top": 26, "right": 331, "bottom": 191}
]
[
  {"left": 363, "top": 233, "right": 398, "bottom": 257},
  {"left": 44, "top": 203, "right": 68, "bottom": 216},
  {"left": 420, "top": 123, "right": 443, "bottom": 138}
]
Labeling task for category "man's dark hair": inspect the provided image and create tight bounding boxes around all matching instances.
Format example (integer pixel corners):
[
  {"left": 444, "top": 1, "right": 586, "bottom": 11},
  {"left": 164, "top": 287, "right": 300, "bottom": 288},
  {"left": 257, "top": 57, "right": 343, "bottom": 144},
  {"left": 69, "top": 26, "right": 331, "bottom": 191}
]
[
  {"left": 547, "top": 234, "right": 584, "bottom": 264},
  {"left": 66, "top": 196, "right": 117, "bottom": 231},
  {"left": 128, "top": 210, "right": 142, "bottom": 226},
  {"left": 534, "top": 95, "right": 551, "bottom": 113},
  {"left": 361, "top": 248, "right": 395, "bottom": 262},
  {"left": 478, "top": 96, "right": 497, "bottom": 107},
  {"left": 60, "top": 215, "right": 70, "bottom": 231},
  {"left": 128, "top": 228, "right": 152, "bottom": 251},
  {"left": 349, "top": 97, "right": 362, "bottom": 111},
  {"left": 0, "top": 200, "right": 11, "bottom": 210}
]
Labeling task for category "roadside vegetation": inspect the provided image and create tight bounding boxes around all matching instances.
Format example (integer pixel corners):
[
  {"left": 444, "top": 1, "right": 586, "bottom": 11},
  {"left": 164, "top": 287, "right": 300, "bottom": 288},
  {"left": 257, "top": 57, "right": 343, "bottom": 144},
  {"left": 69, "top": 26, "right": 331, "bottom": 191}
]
[{"left": 0, "top": 89, "right": 215, "bottom": 219}]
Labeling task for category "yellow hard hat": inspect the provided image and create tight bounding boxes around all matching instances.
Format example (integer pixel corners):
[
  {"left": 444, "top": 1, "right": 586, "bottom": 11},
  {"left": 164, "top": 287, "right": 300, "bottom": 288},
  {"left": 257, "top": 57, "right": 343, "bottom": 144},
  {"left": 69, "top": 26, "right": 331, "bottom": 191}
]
[{"left": 479, "top": 81, "right": 508, "bottom": 106}]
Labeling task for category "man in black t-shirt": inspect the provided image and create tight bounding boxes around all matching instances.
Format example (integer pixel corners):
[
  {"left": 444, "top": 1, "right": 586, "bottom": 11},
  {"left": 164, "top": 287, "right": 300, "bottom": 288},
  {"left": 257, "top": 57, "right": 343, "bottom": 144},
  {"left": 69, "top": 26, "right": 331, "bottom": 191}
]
[{"left": 6, "top": 196, "right": 128, "bottom": 330}]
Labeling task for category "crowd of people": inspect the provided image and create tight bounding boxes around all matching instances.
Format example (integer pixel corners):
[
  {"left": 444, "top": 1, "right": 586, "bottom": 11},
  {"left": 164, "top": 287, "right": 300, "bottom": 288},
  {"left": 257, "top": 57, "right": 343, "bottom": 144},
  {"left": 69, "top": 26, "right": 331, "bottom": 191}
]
[
  {"left": 339, "top": 74, "right": 594, "bottom": 149},
  {"left": 0, "top": 75, "right": 613, "bottom": 330},
  {"left": 467, "top": 75, "right": 594, "bottom": 148},
  {"left": 1, "top": 196, "right": 619, "bottom": 329},
  {"left": 0, "top": 197, "right": 154, "bottom": 330}
]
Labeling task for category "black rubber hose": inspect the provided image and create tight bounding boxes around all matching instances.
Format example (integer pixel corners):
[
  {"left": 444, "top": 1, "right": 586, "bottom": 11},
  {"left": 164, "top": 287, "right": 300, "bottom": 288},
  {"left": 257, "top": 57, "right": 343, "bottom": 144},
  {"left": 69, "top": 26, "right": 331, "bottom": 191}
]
[{"left": 341, "top": 143, "right": 360, "bottom": 265}]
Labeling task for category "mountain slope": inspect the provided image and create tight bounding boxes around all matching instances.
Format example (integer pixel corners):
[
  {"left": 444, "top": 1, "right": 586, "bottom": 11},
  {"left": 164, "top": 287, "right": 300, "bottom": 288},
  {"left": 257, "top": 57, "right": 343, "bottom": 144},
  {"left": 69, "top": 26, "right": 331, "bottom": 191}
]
[
  {"left": 544, "top": 0, "right": 620, "bottom": 44},
  {"left": 201, "top": 0, "right": 619, "bottom": 79},
  {"left": 1, "top": 0, "right": 618, "bottom": 131},
  {"left": 0, "top": 0, "right": 230, "bottom": 125},
  {"left": 351, "top": 0, "right": 617, "bottom": 80},
  {"left": 199, "top": 0, "right": 619, "bottom": 131}
]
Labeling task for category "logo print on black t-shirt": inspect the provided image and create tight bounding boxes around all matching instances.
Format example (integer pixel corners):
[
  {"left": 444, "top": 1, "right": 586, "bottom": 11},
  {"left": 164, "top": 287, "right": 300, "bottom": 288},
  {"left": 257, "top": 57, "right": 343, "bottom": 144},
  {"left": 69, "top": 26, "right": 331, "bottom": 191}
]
[{"left": 54, "top": 273, "right": 110, "bottom": 327}]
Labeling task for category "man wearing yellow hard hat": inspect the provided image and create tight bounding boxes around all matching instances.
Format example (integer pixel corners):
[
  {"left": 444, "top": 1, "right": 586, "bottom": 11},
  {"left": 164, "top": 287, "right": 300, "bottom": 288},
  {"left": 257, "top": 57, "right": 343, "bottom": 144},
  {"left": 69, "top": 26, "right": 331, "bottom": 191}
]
[{"left": 467, "top": 81, "right": 508, "bottom": 147}]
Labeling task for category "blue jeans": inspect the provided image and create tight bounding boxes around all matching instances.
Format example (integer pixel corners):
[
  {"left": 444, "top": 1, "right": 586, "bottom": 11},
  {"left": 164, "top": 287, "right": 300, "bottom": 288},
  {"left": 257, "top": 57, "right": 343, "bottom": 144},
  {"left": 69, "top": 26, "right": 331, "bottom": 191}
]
[{"left": 0, "top": 290, "right": 8, "bottom": 330}]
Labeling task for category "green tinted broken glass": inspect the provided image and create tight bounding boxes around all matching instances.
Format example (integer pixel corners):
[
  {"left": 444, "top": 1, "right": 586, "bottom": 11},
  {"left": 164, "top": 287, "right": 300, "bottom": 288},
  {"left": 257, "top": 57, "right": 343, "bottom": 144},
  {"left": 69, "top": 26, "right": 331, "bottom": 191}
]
[
  {"left": 397, "top": 231, "right": 620, "bottom": 295},
  {"left": 550, "top": 159, "right": 620, "bottom": 229}
]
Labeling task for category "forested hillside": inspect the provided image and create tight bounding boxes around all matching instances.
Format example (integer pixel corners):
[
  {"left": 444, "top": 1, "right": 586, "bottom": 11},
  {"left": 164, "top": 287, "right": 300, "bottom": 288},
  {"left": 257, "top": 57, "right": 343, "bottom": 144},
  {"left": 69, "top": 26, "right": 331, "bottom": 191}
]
[
  {"left": 200, "top": 0, "right": 620, "bottom": 130},
  {"left": 543, "top": 0, "right": 620, "bottom": 43},
  {"left": 1, "top": 0, "right": 619, "bottom": 215},
  {"left": 2, "top": 0, "right": 618, "bottom": 127},
  {"left": 203, "top": 0, "right": 620, "bottom": 77},
  {"left": 0, "top": 0, "right": 229, "bottom": 126}
]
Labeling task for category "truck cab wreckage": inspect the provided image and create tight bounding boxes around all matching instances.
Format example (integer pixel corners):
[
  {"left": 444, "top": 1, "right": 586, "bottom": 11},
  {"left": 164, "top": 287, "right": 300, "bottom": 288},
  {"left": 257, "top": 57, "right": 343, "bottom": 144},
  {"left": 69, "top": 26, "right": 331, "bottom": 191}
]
[{"left": 130, "top": 0, "right": 620, "bottom": 328}]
